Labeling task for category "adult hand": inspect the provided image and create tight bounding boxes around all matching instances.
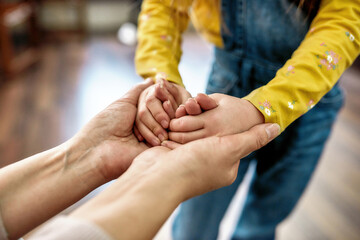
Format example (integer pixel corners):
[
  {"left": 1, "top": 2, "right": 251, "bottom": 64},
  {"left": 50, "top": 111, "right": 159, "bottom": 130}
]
[
  {"left": 71, "top": 122, "right": 280, "bottom": 240},
  {"left": 71, "top": 78, "right": 153, "bottom": 181},
  {"left": 0, "top": 79, "right": 154, "bottom": 239},
  {"left": 169, "top": 93, "right": 265, "bottom": 144},
  {"left": 136, "top": 78, "right": 191, "bottom": 146}
]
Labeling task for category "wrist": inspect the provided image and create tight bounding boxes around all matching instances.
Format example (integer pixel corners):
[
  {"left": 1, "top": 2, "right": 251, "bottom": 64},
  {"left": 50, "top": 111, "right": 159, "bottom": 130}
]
[
  {"left": 64, "top": 137, "right": 108, "bottom": 189},
  {"left": 241, "top": 99, "right": 265, "bottom": 125}
]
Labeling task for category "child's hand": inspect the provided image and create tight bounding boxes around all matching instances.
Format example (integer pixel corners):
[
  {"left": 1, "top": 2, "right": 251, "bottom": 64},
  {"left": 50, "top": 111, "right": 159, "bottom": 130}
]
[
  {"left": 175, "top": 93, "right": 218, "bottom": 118},
  {"left": 135, "top": 78, "right": 191, "bottom": 146},
  {"left": 168, "top": 94, "right": 265, "bottom": 144}
]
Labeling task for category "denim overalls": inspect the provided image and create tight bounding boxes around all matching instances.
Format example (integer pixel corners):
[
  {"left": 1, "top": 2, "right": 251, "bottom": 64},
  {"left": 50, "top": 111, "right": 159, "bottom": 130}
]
[{"left": 173, "top": 0, "right": 344, "bottom": 239}]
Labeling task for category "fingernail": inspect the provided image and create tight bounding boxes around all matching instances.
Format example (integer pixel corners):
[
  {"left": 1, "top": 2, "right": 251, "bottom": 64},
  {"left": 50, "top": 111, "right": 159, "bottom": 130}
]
[
  {"left": 153, "top": 138, "right": 161, "bottom": 146},
  {"left": 158, "top": 133, "right": 166, "bottom": 142},
  {"left": 161, "top": 120, "right": 168, "bottom": 128},
  {"left": 145, "top": 78, "right": 155, "bottom": 84},
  {"left": 159, "top": 79, "right": 164, "bottom": 88},
  {"left": 161, "top": 140, "right": 168, "bottom": 146},
  {"left": 265, "top": 124, "right": 280, "bottom": 139},
  {"left": 137, "top": 134, "right": 143, "bottom": 141}
]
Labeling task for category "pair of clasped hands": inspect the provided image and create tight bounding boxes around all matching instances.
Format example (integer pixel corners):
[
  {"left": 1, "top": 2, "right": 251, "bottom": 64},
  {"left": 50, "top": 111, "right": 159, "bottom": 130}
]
[{"left": 134, "top": 77, "right": 267, "bottom": 148}]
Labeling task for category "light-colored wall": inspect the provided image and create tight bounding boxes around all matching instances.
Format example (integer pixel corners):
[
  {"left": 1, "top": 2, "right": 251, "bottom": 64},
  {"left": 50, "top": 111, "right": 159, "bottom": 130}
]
[{"left": 39, "top": 1, "right": 133, "bottom": 32}]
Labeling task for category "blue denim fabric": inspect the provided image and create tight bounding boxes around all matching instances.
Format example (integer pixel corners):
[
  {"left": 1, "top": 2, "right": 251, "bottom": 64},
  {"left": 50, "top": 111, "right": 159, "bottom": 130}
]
[{"left": 173, "top": 0, "right": 344, "bottom": 239}]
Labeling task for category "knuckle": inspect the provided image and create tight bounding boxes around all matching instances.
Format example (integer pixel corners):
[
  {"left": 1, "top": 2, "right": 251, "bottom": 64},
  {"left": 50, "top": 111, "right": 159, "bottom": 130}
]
[
  {"left": 145, "top": 95, "right": 156, "bottom": 106},
  {"left": 138, "top": 108, "right": 147, "bottom": 119},
  {"left": 154, "top": 111, "right": 166, "bottom": 122},
  {"left": 152, "top": 126, "right": 163, "bottom": 136},
  {"left": 177, "top": 118, "right": 185, "bottom": 129},
  {"left": 255, "top": 131, "right": 268, "bottom": 149},
  {"left": 178, "top": 133, "right": 187, "bottom": 144}
]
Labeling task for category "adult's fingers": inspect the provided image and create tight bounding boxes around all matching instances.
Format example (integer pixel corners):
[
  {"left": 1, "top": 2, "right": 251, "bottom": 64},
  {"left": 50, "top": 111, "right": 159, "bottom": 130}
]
[
  {"left": 169, "top": 129, "right": 206, "bottom": 144},
  {"left": 184, "top": 98, "right": 202, "bottom": 115},
  {"left": 121, "top": 78, "right": 154, "bottom": 105},
  {"left": 195, "top": 93, "right": 218, "bottom": 111},
  {"left": 146, "top": 87, "right": 171, "bottom": 129},
  {"left": 221, "top": 123, "right": 280, "bottom": 162},
  {"left": 169, "top": 115, "right": 204, "bottom": 132},
  {"left": 161, "top": 140, "right": 182, "bottom": 150}
]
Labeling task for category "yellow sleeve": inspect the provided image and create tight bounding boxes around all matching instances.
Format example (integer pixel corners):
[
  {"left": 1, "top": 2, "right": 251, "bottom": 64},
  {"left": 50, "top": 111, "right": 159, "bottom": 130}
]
[
  {"left": 135, "top": 0, "right": 193, "bottom": 87},
  {"left": 243, "top": 0, "right": 360, "bottom": 132}
]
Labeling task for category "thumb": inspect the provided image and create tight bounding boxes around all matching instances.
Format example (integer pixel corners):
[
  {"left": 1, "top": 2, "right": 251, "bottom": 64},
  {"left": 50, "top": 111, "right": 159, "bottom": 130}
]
[
  {"left": 222, "top": 123, "right": 280, "bottom": 162},
  {"left": 121, "top": 78, "right": 154, "bottom": 105}
]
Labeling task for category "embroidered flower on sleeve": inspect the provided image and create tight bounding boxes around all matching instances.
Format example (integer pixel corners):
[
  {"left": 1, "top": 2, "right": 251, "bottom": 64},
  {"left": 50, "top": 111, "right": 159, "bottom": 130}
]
[
  {"left": 288, "top": 100, "right": 296, "bottom": 109},
  {"left": 160, "top": 35, "right": 173, "bottom": 42},
  {"left": 140, "top": 14, "right": 151, "bottom": 22},
  {"left": 259, "top": 100, "right": 276, "bottom": 116},
  {"left": 316, "top": 46, "right": 342, "bottom": 71},
  {"left": 149, "top": 67, "right": 157, "bottom": 72},
  {"left": 307, "top": 99, "right": 315, "bottom": 110},
  {"left": 345, "top": 32, "right": 355, "bottom": 42},
  {"left": 285, "top": 65, "right": 295, "bottom": 76}
]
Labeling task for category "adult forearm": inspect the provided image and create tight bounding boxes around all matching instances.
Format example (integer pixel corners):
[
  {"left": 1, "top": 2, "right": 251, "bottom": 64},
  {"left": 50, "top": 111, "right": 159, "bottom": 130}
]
[
  {"left": 71, "top": 161, "right": 186, "bottom": 240},
  {"left": 0, "top": 138, "right": 106, "bottom": 239}
]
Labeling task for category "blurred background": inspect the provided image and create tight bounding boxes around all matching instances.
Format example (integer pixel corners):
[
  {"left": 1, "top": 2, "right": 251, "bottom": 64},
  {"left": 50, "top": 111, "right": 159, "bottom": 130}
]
[{"left": 0, "top": 0, "right": 359, "bottom": 239}]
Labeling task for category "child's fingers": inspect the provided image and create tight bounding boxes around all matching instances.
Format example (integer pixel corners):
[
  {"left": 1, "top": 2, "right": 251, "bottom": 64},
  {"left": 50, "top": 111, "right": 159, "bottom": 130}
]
[
  {"left": 185, "top": 98, "right": 202, "bottom": 115},
  {"left": 133, "top": 125, "right": 144, "bottom": 142},
  {"left": 195, "top": 93, "right": 218, "bottom": 110},
  {"left": 161, "top": 79, "right": 183, "bottom": 104},
  {"left": 137, "top": 107, "right": 168, "bottom": 145},
  {"left": 175, "top": 105, "right": 186, "bottom": 118},
  {"left": 161, "top": 140, "right": 182, "bottom": 150},
  {"left": 163, "top": 100, "right": 176, "bottom": 119},
  {"left": 136, "top": 119, "right": 161, "bottom": 146},
  {"left": 155, "top": 81, "right": 178, "bottom": 112},
  {"left": 169, "top": 129, "right": 206, "bottom": 144},
  {"left": 169, "top": 115, "right": 204, "bottom": 132},
  {"left": 146, "top": 89, "right": 171, "bottom": 129}
]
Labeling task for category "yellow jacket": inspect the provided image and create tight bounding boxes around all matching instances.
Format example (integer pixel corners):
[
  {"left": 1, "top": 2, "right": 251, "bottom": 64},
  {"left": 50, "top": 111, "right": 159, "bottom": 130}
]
[{"left": 135, "top": 0, "right": 360, "bottom": 131}]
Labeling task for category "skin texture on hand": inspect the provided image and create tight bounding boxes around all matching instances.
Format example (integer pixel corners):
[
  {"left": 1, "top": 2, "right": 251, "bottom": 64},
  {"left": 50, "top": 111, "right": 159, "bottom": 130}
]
[
  {"left": 72, "top": 122, "right": 280, "bottom": 240},
  {"left": 136, "top": 78, "right": 191, "bottom": 146},
  {"left": 72, "top": 79, "right": 154, "bottom": 181},
  {"left": 169, "top": 93, "right": 265, "bottom": 144}
]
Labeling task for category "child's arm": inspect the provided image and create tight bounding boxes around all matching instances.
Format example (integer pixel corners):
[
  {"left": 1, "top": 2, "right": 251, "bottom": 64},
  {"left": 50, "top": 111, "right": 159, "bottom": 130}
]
[
  {"left": 169, "top": 94, "right": 264, "bottom": 144},
  {"left": 169, "top": 0, "right": 360, "bottom": 142},
  {"left": 242, "top": 0, "right": 360, "bottom": 132}
]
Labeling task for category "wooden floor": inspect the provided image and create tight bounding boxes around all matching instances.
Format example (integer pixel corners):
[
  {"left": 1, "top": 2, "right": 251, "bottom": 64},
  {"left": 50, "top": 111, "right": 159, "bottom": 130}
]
[{"left": 0, "top": 34, "right": 359, "bottom": 240}]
